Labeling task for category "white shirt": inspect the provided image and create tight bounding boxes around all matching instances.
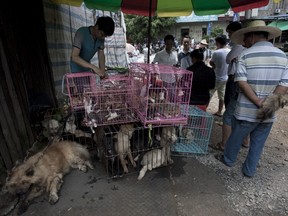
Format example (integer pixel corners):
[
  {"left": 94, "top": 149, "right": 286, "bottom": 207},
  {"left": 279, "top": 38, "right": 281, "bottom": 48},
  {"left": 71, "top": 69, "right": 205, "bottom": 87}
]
[
  {"left": 226, "top": 43, "right": 245, "bottom": 75},
  {"left": 152, "top": 49, "right": 178, "bottom": 83},
  {"left": 152, "top": 49, "right": 177, "bottom": 66},
  {"left": 211, "top": 47, "right": 230, "bottom": 81}
]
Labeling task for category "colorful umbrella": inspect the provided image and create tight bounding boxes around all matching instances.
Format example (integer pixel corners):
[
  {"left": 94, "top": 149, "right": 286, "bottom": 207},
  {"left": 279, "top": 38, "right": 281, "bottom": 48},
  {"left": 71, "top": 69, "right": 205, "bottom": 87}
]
[
  {"left": 51, "top": 0, "right": 269, "bottom": 17},
  {"left": 51, "top": 0, "right": 269, "bottom": 62}
]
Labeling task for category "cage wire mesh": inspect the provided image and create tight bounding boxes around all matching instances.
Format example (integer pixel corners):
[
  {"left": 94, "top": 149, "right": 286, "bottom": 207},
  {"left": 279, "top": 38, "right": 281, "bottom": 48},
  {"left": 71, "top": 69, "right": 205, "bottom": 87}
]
[
  {"left": 63, "top": 72, "right": 98, "bottom": 111},
  {"left": 95, "top": 122, "right": 176, "bottom": 179},
  {"left": 63, "top": 72, "right": 138, "bottom": 127},
  {"left": 171, "top": 105, "right": 214, "bottom": 155},
  {"left": 129, "top": 63, "right": 193, "bottom": 127}
]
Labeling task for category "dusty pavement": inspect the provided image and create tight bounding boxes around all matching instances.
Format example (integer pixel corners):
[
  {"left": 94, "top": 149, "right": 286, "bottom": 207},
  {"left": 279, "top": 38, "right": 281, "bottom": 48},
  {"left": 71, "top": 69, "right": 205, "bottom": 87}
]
[{"left": 3, "top": 94, "right": 288, "bottom": 216}]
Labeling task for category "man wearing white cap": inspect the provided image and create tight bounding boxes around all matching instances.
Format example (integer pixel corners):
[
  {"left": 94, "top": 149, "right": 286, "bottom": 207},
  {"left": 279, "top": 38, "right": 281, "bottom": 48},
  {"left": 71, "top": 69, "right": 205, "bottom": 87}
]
[
  {"left": 199, "top": 39, "right": 211, "bottom": 65},
  {"left": 215, "top": 20, "right": 288, "bottom": 177}
]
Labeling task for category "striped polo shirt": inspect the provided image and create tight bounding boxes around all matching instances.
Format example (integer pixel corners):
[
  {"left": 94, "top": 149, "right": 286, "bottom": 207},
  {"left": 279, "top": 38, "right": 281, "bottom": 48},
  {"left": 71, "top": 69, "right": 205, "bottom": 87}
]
[{"left": 234, "top": 41, "right": 288, "bottom": 123}]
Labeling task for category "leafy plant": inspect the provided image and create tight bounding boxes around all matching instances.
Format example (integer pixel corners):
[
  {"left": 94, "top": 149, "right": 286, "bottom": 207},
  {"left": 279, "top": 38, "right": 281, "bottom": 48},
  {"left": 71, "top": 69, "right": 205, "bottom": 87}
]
[
  {"left": 210, "top": 25, "right": 224, "bottom": 38},
  {"left": 124, "top": 15, "right": 176, "bottom": 43}
]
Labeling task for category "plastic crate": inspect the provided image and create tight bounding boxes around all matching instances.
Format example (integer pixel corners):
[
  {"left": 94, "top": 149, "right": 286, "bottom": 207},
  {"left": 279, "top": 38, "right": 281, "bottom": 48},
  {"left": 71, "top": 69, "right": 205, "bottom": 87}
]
[
  {"left": 130, "top": 63, "right": 193, "bottom": 127},
  {"left": 171, "top": 105, "right": 214, "bottom": 155}
]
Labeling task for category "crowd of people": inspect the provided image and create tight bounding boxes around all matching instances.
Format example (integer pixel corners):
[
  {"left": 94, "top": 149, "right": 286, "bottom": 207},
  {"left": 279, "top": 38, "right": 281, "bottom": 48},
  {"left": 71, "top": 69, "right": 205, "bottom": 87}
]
[{"left": 70, "top": 16, "right": 288, "bottom": 178}]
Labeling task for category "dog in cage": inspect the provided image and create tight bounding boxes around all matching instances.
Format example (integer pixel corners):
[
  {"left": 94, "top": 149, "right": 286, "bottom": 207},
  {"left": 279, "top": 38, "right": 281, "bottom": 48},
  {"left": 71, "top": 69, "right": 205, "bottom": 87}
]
[
  {"left": 61, "top": 112, "right": 96, "bottom": 152},
  {"left": 131, "top": 125, "right": 162, "bottom": 154},
  {"left": 3, "top": 140, "right": 94, "bottom": 214},
  {"left": 136, "top": 126, "right": 177, "bottom": 180},
  {"left": 136, "top": 147, "right": 166, "bottom": 180},
  {"left": 160, "top": 126, "right": 178, "bottom": 165},
  {"left": 257, "top": 93, "right": 288, "bottom": 121},
  {"left": 179, "top": 126, "right": 195, "bottom": 144},
  {"left": 114, "top": 124, "right": 137, "bottom": 174}
]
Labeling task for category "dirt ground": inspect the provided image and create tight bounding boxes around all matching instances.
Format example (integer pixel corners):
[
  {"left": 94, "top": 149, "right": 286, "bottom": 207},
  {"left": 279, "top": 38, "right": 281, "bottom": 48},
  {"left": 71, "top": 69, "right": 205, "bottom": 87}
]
[{"left": 201, "top": 93, "right": 288, "bottom": 215}]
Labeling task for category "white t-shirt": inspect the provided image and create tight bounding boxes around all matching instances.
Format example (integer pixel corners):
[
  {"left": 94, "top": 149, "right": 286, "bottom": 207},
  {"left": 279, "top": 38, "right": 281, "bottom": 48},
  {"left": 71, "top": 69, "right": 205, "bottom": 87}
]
[
  {"left": 152, "top": 49, "right": 178, "bottom": 83},
  {"left": 226, "top": 43, "right": 245, "bottom": 75},
  {"left": 211, "top": 47, "right": 230, "bottom": 81}
]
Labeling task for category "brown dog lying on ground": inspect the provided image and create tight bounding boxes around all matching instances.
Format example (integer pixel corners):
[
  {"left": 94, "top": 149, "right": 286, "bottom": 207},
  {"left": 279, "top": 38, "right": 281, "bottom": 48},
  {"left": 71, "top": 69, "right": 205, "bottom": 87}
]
[
  {"left": 4, "top": 140, "right": 94, "bottom": 213},
  {"left": 257, "top": 94, "right": 288, "bottom": 120}
]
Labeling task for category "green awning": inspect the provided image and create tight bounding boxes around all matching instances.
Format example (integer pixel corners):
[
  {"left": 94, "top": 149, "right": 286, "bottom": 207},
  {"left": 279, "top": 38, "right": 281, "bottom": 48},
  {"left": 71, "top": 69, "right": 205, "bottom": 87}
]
[{"left": 268, "top": 21, "right": 288, "bottom": 31}]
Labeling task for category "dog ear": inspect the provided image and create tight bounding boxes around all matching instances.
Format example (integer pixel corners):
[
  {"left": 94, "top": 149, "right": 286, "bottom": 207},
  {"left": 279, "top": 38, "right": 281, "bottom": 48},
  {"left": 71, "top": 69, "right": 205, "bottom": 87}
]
[
  {"left": 280, "top": 95, "right": 288, "bottom": 108},
  {"left": 25, "top": 167, "right": 34, "bottom": 176}
]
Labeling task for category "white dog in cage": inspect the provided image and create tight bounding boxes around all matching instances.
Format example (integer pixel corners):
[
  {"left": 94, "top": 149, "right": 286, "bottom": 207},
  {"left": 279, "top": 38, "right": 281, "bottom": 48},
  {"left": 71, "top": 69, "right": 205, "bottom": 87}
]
[
  {"left": 160, "top": 126, "right": 178, "bottom": 165},
  {"left": 114, "top": 124, "right": 137, "bottom": 173},
  {"left": 180, "top": 126, "right": 195, "bottom": 144},
  {"left": 136, "top": 148, "right": 166, "bottom": 180}
]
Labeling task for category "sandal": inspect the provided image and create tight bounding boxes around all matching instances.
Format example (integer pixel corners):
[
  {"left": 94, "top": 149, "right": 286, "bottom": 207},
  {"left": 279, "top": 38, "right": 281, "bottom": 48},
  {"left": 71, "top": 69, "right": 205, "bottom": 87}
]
[
  {"left": 211, "top": 142, "right": 224, "bottom": 151},
  {"left": 242, "top": 143, "right": 249, "bottom": 148},
  {"left": 215, "top": 154, "right": 229, "bottom": 167}
]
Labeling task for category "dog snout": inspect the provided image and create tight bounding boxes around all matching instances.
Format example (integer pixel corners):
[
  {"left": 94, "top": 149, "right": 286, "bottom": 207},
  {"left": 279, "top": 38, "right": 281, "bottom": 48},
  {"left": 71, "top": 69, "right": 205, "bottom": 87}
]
[{"left": 169, "top": 135, "right": 177, "bottom": 143}]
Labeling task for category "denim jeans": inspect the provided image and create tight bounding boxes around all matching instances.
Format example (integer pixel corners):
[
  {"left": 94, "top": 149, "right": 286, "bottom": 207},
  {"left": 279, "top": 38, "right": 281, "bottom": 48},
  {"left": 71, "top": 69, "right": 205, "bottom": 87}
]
[
  {"left": 222, "top": 98, "right": 237, "bottom": 126},
  {"left": 223, "top": 116, "right": 273, "bottom": 177}
]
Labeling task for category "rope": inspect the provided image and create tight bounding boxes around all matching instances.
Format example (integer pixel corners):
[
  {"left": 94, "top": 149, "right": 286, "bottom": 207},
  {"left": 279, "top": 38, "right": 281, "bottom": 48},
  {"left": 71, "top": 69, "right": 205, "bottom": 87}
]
[{"left": 148, "top": 124, "right": 153, "bottom": 147}]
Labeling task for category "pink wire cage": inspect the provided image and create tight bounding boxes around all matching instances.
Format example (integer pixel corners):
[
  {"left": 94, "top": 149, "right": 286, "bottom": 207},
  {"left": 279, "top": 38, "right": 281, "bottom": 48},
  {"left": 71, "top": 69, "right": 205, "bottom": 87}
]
[
  {"left": 63, "top": 72, "right": 138, "bottom": 127},
  {"left": 129, "top": 63, "right": 193, "bottom": 127}
]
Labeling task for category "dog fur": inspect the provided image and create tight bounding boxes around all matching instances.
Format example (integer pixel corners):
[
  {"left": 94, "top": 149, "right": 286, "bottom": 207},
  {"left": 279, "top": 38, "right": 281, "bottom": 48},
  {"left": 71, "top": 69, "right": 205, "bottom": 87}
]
[
  {"left": 4, "top": 140, "right": 94, "bottom": 213},
  {"left": 257, "top": 94, "right": 288, "bottom": 120},
  {"left": 181, "top": 127, "right": 195, "bottom": 144},
  {"left": 114, "top": 124, "right": 136, "bottom": 173},
  {"left": 137, "top": 148, "right": 166, "bottom": 180},
  {"left": 160, "top": 126, "right": 178, "bottom": 165}
]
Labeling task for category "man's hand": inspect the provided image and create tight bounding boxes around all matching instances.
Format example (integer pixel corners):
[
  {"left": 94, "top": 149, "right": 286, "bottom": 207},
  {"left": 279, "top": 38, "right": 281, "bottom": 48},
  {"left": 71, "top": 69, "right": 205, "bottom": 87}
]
[{"left": 91, "top": 66, "right": 105, "bottom": 77}]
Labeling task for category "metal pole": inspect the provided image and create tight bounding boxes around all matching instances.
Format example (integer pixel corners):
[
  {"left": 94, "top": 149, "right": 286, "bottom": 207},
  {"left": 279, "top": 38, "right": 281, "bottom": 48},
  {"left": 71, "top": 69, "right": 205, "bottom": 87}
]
[
  {"left": 147, "top": 0, "right": 152, "bottom": 64},
  {"left": 245, "top": 9, "right": 252, "bottom": 20}
]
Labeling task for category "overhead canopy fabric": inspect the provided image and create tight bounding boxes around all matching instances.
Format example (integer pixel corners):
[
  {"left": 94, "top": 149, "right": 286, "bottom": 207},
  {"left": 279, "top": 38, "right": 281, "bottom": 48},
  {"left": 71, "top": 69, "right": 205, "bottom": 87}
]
[
  {"left": 268, "top": 21, "right": 288, "bottom": 31},
  {"left": 51, "top": 0, "right": 269, "bottom": 17}
]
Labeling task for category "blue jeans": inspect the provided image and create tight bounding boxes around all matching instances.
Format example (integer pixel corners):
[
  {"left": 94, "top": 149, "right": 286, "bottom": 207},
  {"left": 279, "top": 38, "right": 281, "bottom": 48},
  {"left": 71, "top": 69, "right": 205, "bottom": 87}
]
[
  {"left": 223, "top": 117, "right": 273, "bottom": 177},
  {"left": 222, "top": 98, "right": 237, "bottom": 126}
]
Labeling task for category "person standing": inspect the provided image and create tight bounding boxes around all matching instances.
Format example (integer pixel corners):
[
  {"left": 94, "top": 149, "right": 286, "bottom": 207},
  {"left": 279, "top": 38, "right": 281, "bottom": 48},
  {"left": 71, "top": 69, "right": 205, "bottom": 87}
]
[
  {"left": 178, "top": 35, "right": 193, "bottom": 69},
  {"left": 209, "top": 35, "right": 230, "bottom": 117},
  {"left": 199, "top": 39, "right": 211, "bottom": 65},
  {"left": 186, "top": 48, "right": 215, "bottom": 107},
  {"left": 152, "top": 34, "right": 178, "bottom": 67},
  {"left": 215, "top": 20, "right": 288, "bottom": 177},
  {"left": 212, "top": 22, "right": 247, "bottom": 151},
  {"left": 152, "top": 34, "right": 178, "bottom": 100},
  {"left": 70, "top": 16, "right": 115, "bottom": 78}
]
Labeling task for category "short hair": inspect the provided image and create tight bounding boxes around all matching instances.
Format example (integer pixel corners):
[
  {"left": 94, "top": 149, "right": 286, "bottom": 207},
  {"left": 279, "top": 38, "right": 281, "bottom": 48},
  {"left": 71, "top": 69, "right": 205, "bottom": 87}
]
[
  {"left": 215, "top": 35, "right": 227, "bottom": 45},
  {"left": 96, "top": 16, "right": 115, "bottom": 36},
  {"left": 164, "top": 34, "right": 174, "bottom": 43},
  {"left": 226, "top": 21, "right": 242, "bottom": 32},
  {"left": 182, "top": 35, "right": 191, "bottom": 42},
  {"left": 190, "top": 48, "right": 204, "bottom": 61}
]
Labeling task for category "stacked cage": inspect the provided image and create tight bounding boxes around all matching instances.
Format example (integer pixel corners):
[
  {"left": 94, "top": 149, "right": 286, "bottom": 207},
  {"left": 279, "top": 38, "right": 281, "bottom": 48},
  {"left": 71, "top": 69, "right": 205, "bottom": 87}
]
[
  {"left": 64, "top": 72, "right": 138, "bottom": 128},
  {"left": 171, "top": 105, "right": 214, "bottom": 155},
  {"left": 61, "top": 65, "right": 214, "bottom": 180},
  {"left": 95, "top": 122, "right": 177, "bottom": 179},
  {"left": 41, "top": 107, "right": 97, "bottom": 151},
  {"left": 130, "top": 63, "right": 193, "bottom": 127}
]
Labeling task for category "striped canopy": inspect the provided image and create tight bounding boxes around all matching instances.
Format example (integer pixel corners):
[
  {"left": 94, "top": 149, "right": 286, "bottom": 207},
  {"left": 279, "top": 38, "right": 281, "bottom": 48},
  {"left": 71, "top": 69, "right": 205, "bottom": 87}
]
[{"left": 51, "top": 0, "right": 269, "bottom": 17}]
